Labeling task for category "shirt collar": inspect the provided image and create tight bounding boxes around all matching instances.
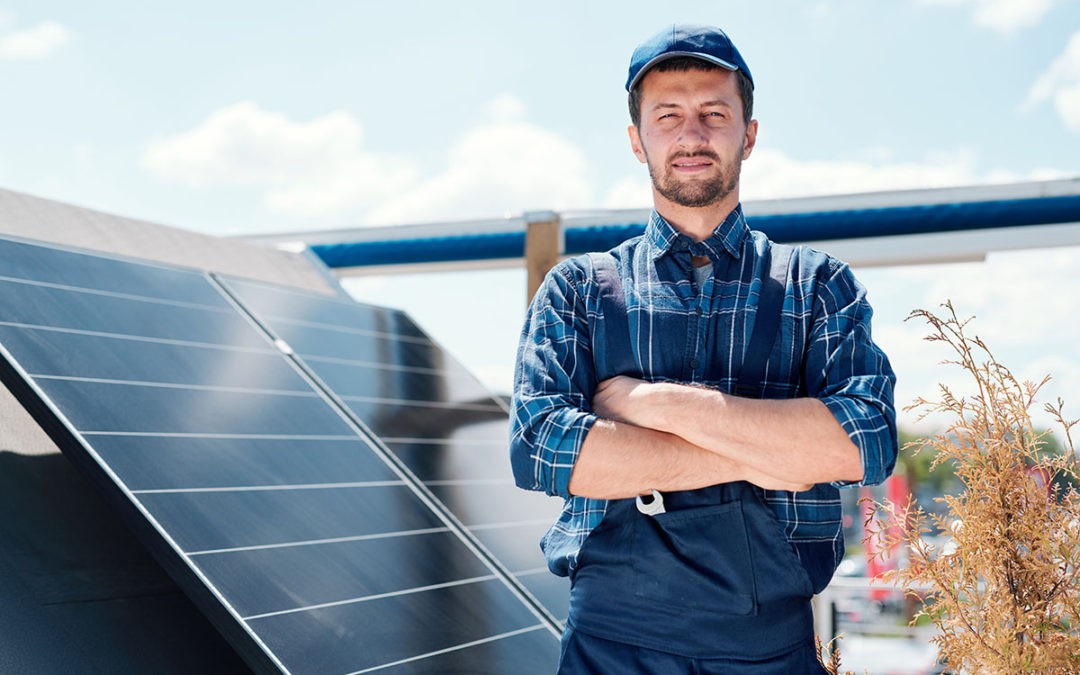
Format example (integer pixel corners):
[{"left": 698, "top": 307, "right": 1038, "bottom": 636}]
[{"left": 645, "top": 204, "right": 749, "bottom": 262}]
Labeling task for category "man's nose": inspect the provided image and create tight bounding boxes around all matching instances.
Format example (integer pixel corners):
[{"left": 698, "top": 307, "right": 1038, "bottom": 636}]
[{"left": 676, "top": 115, "right": 708, "bottom": 149}]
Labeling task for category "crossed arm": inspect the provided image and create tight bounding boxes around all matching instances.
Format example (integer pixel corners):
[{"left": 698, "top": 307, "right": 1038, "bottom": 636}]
[{"left": 567, "top": 376, "right": 864, "bottom": 499}]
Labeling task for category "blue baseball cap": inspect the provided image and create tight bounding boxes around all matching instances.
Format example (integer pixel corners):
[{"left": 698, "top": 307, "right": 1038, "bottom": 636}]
[{"left": 626, "top": 24, "right": 754, "bottom": 92}]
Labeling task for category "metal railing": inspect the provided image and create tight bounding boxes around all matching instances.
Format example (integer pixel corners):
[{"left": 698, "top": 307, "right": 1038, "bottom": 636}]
[{"left": 815, "top": 576, "right": 941, "bottom": 674}]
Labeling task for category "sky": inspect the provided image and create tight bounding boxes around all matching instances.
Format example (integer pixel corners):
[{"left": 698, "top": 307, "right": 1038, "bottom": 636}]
[{"left": 2, "top": 0, "right": 1079, "bottom": 433}]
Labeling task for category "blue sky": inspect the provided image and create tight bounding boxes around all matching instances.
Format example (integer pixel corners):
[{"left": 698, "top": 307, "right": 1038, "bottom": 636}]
[{"left": 2, "top": 1, "right": 1079, "bottom": 431}]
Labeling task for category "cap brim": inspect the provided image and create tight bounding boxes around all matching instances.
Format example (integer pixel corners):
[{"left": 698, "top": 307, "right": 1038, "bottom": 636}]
[{"left": 628, "top": 51, "right": 739, "bottom": 91}]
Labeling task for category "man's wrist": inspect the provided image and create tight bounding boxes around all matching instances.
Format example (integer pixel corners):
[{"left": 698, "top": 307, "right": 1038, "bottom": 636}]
[{"left": 704, "top": 443, "right": 747, "bottom": 484}]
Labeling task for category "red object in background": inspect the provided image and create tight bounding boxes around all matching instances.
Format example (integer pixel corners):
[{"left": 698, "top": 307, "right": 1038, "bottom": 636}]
[
  {"left": 861, "top": 473, "right": 910, "bottom": 601},
  {"left": 1027, "top": 464, "right": 1051, "bottom": 495}
]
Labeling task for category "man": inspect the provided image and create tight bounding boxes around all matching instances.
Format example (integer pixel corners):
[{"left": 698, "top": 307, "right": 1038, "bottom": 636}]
[{"left": 510, "top": 24, "right": 897, "bottom": 674}]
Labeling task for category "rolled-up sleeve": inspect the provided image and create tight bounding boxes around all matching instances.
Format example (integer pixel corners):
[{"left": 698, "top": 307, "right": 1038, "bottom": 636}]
[
  {"left": 510, "top": 264, "right": 598, "bottom": 498},
  {"left": 804, "top": 258, "right": 898, "bottom": 488}
]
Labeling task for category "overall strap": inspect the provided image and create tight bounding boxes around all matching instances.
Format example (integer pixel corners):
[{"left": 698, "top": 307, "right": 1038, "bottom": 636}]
[
  {"left": 735, "top": 245, "right": 793, "bottom": 398},
  {"left": 587, "top": 252, "right": 635, "bottom": 379}
]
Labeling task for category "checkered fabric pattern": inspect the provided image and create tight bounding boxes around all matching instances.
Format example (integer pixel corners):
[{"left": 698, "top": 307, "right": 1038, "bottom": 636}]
[{"left": 510, "top": 205, "right": 897, "bottom": 576}]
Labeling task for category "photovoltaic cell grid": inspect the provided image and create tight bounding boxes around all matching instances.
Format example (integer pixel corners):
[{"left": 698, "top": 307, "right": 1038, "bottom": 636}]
[
  {"left": 0, "top": 235, "right": 560, "bottom": 674},
  {"left": 219, "top": 277, "right": 572, "bottom": 624}
]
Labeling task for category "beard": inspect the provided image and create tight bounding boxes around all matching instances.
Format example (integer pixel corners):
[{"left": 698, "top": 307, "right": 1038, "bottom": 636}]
[{"left": 646, "top": 148, "right": 741, "bottom": 208}]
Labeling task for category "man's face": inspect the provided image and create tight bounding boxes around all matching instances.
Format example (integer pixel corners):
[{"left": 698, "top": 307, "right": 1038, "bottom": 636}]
[{"left": 628, "top": 67, "right": 757, "bottom": 209}]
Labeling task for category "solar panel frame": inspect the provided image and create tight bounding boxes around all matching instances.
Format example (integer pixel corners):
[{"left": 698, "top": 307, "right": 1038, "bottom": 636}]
[{"left": 0, "top": 234, "right": 561, "bottom": 674}]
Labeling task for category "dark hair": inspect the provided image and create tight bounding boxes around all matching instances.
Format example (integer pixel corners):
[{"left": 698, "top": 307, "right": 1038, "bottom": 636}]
[{"left": 628, "top": 56, "right": 754, "bottom": 129}]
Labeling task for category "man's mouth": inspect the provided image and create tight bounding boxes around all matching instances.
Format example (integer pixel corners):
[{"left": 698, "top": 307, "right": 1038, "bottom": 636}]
[{"left": 671, "top": 157, "right": 714, "bottom": 172}]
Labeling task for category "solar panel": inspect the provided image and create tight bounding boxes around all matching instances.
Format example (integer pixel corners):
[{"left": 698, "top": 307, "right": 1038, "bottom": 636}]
[
  {"left": 0, "top": 235, "right": 560, "bottom": 674},
  {"left": 219, "top": 277, "right": 571, "bottom": 626}
]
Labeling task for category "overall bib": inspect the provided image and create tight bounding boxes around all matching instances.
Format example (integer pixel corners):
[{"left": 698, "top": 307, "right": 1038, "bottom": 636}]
[{"left": 561, "top": 248, "right": 825, "bottom": 672}]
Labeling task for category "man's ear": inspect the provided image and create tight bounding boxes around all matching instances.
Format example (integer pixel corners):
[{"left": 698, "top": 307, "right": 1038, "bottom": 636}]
[
  {"left": 628, "top": 124, "right": 648, "bottom": 164},
  {"left": 742, "top": 119, "right": 758, "bottom": 160}
]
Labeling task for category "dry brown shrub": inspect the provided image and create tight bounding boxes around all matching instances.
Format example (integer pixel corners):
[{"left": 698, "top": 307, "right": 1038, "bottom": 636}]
[
  {"left": 815, "top": 635, "right": 859, "bottom": 674},
  {"left": 862, "top": 301, "right": 1080, "bottom": 674}
]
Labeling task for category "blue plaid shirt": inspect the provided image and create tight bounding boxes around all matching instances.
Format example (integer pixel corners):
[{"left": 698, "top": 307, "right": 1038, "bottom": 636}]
[{"left": 510, "top": 205, "right": 897, "bottom": 577}]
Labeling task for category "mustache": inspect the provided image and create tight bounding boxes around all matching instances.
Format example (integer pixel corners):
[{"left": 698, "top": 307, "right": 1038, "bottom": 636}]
[{"left": 668, "top": 150, "right": 721, "bottom": 163}]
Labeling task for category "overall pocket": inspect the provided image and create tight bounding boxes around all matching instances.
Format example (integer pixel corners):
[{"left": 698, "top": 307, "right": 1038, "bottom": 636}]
[
  {"left": 631, "top": 501, "right": 756, "bottom": 615},
  {"left": 743, "top": 489, "right": 816, "bottom": 602}
]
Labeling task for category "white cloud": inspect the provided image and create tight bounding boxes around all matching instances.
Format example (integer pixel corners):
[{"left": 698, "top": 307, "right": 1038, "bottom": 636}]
[
  {"left": 1020, "top": 352, "right": 1080, "bottom": 424},
  {"left": 915, "top": 0, "right": 1059, "bottom": 34},
  {"left": 859, "top": 244, "right": 1080, "bottom": 432},
  {"left": 895, "top": 332, "right": 1080, "bottom": 433},
  {"left": 483, "top": 93, "right": 527, "bottom": 123},
  {"left": 924, "top": 248, "right": 1080, "bottom": 345},
  {"left": 144, "top": 95, "right": 592, "bottom": 224},
  {"left": 141, "top": 102, "right": 416, "bottom": 216},
  {"left": 365, "top": 95, "right": 593, "bottom": 224},
  {"left": 864, "top": 245, "right": 1080, "bottom": 348},
  {"left": 972, "top": 0, "right": 1058, "bottom": 33},
  {"left": 0, "top": 20, "right": 70, "bottom": 59},
  {"left": 602, "top": 176, "right": 652, "bottom": 209},
  {"left": 1056, "top": 85, "right": 1080, "bottom": 131},
  {"left": 874, "top": 326, "right": 984, "bottom": 432},
  {"left": 739, "top": 147, "right": 1059, "bottom": 200},
  {"left": 1026, "top": 30, "right": 1080, "bottom": 132}
]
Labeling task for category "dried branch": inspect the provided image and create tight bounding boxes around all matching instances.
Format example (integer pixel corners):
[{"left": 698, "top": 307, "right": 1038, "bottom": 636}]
[{"left": 867, "top": 303, "right": 1080, "bottom": 673}]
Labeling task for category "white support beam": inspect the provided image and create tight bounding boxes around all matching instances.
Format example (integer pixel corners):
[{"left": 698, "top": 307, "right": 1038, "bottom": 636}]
[{"left": 807, "top": 221, "right": 1080, "bottom": 268}]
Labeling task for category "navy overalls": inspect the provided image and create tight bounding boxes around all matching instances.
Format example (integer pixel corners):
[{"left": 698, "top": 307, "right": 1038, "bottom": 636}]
[{"left": 558, "top": 248, "right": 829, "bottom": 674}]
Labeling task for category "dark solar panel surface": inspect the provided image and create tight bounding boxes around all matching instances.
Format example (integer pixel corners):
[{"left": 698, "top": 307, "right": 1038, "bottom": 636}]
[
  {"left": 0, "top": 236, "right": 560, "bottom": 674},
  {"left": 221, "top": 278, "right": 571, "bottom": 624}
]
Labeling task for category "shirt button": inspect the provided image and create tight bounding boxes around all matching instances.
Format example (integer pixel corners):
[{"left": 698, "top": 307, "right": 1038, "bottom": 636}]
[
  {"left": 695, "top": 307, "right": 703, "bottom": 316},
  {"left": 690, "top": 359, "right": 700, "bottom": 369}
]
